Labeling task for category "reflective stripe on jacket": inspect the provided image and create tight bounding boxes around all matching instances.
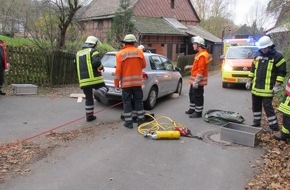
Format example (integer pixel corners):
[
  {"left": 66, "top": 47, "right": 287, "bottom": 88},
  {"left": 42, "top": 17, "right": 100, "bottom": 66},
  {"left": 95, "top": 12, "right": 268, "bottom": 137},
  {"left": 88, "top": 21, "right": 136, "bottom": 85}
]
[
  {"left": 278, "top": 77, "right": 290, "bottom": 116},
  {"left": 278, "top": 96, "right": 290, "bottom": 116},
  {"left": 114, "top": 45, "right": 146, "bottom": 89},
  {"left": 248, "top": 49, "right": 286, "bottom": 97},
  {"left": 76, "top": 48, "right": 104, "bottom": 88},
  {"left": 189, "top": 50, "right": 212, "bottom": 86}
]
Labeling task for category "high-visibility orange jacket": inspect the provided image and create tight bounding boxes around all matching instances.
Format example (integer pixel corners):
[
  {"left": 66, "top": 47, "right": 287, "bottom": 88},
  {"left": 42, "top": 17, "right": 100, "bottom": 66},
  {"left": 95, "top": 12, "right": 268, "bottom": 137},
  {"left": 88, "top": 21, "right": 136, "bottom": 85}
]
[
  {"left": 0, "top": 40, "right": 8, "bottom": 69},
  {"left": 114, "top": 45, "right": 146, "bottom": 89},
  {"left": 189, "top": 49, "right": 212, "bottom": 86}
]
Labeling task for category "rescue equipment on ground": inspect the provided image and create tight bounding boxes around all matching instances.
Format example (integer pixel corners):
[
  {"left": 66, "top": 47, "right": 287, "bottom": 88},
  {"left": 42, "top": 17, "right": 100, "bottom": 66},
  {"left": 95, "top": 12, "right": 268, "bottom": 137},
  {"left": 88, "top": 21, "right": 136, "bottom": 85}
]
[
  {"left": 204, "top": 109, "right": 245, "bottom": 125},
  {"left": 144, "top": 131, "right": 181, "bottom": 139},
  {"left": 138, "top": 114, "right": 202, "bottom": 140}
]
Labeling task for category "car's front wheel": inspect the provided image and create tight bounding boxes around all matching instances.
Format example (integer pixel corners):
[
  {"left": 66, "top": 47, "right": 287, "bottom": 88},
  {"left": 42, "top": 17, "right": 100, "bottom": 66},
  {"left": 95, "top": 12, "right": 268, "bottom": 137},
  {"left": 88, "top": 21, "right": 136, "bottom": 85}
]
[
  {"left": 175, "top": 80, "right": 182, "bottom": 95},
  {"left": 144, "top": 86, "right": 158, "bottom": 110}
]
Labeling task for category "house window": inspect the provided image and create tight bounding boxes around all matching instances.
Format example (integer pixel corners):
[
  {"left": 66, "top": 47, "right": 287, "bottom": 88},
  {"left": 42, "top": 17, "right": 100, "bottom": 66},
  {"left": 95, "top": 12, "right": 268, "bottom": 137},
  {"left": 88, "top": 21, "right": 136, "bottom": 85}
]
[
  {"left": 170, "top": 0, "right": 175, "bottom": 9},
  {"left": 97, "top": 21, "right": 103, "bottom": 30}
]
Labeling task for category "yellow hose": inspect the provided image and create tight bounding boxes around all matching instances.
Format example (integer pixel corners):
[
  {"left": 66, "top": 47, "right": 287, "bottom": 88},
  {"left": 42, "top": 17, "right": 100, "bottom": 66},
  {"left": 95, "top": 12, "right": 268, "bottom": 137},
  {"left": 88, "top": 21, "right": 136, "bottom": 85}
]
[{"left": 137, "top": 114, "right": 185, "bottom": 135}]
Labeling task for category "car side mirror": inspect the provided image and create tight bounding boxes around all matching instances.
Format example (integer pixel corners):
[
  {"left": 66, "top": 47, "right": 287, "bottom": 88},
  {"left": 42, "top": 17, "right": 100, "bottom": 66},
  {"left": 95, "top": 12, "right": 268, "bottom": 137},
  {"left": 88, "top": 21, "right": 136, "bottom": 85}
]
[{"left": 175, "top": 67, "right": 181, "bottom": 72}]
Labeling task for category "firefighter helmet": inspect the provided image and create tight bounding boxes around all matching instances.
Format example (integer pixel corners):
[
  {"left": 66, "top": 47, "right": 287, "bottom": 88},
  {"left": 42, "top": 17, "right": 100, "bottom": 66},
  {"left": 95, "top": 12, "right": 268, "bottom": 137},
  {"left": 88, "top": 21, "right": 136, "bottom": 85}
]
[
  {"left": 138, "top": 45, "right": 145, "bottom": 50},
  {"left": 122, "top": 34, "right": 137, "bottom": 43},
  {"left": 257, "top": 36, "right": 273, "bottom": 49},
  {"left": 191, "top": 36, "right": 205, "bottom": 46},
  {"left": 85, "top": 36, "right": 99, "bottom": 45}
]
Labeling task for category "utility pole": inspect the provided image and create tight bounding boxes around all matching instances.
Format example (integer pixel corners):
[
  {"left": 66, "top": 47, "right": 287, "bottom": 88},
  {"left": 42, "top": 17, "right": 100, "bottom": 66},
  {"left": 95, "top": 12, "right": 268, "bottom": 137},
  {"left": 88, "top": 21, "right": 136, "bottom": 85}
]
[{"left": 221, "top": 26, "right": 231, "bottom": 54}]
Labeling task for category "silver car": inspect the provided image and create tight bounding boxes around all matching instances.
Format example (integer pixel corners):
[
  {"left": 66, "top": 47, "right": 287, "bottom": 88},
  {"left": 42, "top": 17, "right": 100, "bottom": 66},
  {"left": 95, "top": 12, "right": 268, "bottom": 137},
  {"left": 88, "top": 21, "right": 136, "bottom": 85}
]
[{"left": 97, "top": 51, "right": 182, "bottom": 110}]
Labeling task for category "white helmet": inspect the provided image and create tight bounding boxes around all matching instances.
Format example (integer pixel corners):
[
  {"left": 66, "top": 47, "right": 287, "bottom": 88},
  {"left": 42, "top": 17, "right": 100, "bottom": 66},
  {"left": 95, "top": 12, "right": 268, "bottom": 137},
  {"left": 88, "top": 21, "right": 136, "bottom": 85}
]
[
  {"left": 122, "top": 34, "right": 137, "bottom": 43},
  {"left": 257, "top": 36, "right": 273, "bottom": 49},
  {"left": 85, "top": 36, "right": 99, "bottom": 45},
  {"left": 138, "top": 45, "right": 145, "bottom": 50},
  {"left": 191, "top": 36, "right": 205, "bottom": 46}
]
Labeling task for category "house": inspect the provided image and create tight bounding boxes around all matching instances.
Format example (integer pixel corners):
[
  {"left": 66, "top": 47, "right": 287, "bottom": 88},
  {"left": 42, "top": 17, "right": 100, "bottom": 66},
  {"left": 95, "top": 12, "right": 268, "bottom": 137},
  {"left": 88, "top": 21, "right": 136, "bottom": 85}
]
[
  {"left": 265, "top": 2, "right": 290, "bottom": 51},
  {"left": 0, "top": 17, "right": 25, "bottom": 37},
  {"left": 77, "top": 0, "right": 221, "bottom": 62}
]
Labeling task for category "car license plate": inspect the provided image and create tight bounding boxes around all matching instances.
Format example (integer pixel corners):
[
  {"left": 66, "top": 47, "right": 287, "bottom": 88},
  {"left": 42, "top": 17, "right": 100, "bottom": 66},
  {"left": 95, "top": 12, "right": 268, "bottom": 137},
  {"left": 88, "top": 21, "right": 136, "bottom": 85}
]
[{"left": 238, "top": 78, "right": 248, "bottom": 83}]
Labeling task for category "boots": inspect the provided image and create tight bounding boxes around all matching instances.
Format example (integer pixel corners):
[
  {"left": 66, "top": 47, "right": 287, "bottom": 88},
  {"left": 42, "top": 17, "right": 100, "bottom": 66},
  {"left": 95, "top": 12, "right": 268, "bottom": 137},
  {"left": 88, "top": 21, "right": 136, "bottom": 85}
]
[
  {"left": 185, "top": 109, "right": 195, "bottom": 115},
  {"left": 189, "top": 112, "right": 202, "bottom": 118},
  {"left": 86, "top": 114, "right": 96, "bottom": 122},
  {"left": 274, "top": 132, "right": 290, "bottom": 141},
  {"left": 124, "top": 121, "right": 133, "bottom": 129},
  {"left": 251, "top": 121, "right": 261, "bottom": 127}
]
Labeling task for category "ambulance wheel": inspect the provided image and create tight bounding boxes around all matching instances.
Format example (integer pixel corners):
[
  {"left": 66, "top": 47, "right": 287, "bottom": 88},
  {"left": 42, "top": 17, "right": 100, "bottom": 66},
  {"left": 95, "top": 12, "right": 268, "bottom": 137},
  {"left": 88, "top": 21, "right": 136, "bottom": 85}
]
[{"left": 222, "top": 82, "right": 228, "bottom": 88}]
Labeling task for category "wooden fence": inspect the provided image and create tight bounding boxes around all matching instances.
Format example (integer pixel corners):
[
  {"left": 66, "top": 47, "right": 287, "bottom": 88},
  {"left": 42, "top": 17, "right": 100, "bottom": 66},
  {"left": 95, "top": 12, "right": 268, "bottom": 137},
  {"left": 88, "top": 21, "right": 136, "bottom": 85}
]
[
  {"left": 5, "top": 47, "right": 77, "bottom": 86},
  {"left": 177, "top": 54, "right": 220, "bottom": 76}
]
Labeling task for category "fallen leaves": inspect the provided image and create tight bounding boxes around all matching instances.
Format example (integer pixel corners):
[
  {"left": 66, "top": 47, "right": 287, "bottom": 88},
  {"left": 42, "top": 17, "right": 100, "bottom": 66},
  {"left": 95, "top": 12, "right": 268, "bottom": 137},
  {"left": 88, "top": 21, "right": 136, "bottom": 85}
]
[
  {"left": 0, "top": 141, "right": 48, "bottom": 183},
  {"left": 0, "top": 122, "right": 118, "bottom": 184},
  {"left": 245, "top": 99, "right": 290, "bottom": 190}
]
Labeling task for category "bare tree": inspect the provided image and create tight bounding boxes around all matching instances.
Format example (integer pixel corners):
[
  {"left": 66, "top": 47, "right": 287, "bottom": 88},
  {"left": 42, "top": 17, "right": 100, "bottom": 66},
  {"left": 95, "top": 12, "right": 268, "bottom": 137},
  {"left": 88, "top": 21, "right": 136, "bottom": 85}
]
[
  {"left": 51, "top": 0, "right": 82, "bottom": 49},
  {"left": 191, "top": 0, "right": 236, "bottom": 38},
  {"left": 23, "top": 0, "right": 86, "bottom": 50},
  {"left": 244, "top": 1, "right": 275, "bottom": 31},
  {"left": 0, "top": 0, "right": 28, "bottom": 35},
  {"left": 191, "top": 0, "right": 235, "bottom": 19},
  {"left": 190, "top": 0, "right": 210, "bottom": 20}
]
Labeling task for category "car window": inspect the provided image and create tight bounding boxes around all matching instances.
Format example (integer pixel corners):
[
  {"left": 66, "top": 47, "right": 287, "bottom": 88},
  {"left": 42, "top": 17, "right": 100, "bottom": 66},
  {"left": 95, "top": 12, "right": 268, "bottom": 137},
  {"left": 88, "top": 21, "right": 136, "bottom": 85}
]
[
  {"left": 101, "top": 54, "right": 116, "bottom": 68},
  {"left": 160, "top": 56, "right": 174, "bottom": 71},
  {"left": 226, "top": 47, "right": 258, "bottom": 59},
  {"left": 149, "top": 55, "right": 165, "bottom": 70}
]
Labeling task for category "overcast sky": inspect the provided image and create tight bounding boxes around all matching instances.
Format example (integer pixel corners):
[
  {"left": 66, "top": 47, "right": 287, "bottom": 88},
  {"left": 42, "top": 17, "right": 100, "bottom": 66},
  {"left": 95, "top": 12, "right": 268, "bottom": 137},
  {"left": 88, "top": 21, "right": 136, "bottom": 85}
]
[{"left": 234, "top": 0, "right": 272, "bottom": 26}]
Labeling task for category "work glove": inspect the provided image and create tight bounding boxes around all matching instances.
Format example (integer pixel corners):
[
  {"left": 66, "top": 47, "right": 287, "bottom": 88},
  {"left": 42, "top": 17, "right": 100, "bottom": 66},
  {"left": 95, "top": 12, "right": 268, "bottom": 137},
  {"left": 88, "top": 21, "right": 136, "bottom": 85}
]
[
  {"left": 245, "top": 81, "right": 251, "bottom": 90},
  {"left": 273, "top": 85, "right": 280, "bottom": 94},
  {"left": 184, "top": 65, "right": 191, "bottom": 71},
  {"left": 192, "top": 83, "right": 198, "bottom": 89}
]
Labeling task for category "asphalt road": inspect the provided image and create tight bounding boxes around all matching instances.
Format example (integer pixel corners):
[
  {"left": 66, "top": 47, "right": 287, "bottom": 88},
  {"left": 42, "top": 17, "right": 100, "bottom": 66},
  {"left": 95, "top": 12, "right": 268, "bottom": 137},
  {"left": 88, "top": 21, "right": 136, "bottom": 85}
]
[{"left": 0, "top": 71, "right": 264, "bottom": 190}]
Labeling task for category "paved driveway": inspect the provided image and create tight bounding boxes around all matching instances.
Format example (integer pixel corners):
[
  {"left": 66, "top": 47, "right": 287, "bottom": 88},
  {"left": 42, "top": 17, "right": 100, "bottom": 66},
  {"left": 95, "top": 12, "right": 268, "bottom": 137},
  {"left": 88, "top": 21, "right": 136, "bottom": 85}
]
[{"left": 0, "top": 72, "right": 264, "bottom": 190}]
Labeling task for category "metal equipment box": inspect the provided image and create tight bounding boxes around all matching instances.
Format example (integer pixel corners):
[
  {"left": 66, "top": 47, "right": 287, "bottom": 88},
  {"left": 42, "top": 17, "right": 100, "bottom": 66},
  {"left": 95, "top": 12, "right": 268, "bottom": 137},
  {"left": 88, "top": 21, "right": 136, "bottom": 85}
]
[
  {"left": 11, "top": 84, "right": 38, "bottom": 95},
  {"left": 220, "top": 122, "right": 262, "bottom": 147}
]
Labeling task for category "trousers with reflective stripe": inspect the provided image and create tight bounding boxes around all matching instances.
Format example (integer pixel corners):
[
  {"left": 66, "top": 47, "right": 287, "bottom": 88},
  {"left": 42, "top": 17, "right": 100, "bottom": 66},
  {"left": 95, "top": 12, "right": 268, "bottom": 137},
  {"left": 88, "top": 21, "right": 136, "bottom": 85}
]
[{"left": 252, "top": 94, "right": 278, "bottom": 128}]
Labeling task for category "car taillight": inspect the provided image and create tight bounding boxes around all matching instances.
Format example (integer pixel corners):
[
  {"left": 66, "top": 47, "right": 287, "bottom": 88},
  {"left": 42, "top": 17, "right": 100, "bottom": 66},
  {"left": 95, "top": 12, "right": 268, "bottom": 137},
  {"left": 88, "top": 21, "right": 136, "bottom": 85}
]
[{"left": 142, "top": 72, "right": 148, "bottom": 80}]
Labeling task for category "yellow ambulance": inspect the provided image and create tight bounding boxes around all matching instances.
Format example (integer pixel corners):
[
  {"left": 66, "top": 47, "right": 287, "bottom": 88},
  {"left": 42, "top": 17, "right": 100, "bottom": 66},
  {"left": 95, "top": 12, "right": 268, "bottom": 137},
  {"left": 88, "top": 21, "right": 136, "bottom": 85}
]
[{"left": 221, "top": 39, "right": 258, "bottom": 88}]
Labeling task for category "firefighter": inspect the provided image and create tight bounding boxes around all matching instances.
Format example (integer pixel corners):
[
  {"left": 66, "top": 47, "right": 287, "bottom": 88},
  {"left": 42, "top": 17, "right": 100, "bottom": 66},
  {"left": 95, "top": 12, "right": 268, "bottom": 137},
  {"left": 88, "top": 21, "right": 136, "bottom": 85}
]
[
  {"left": 246, "top": 35, "right": 286, "bottom": 131},
  {"left": 138, "top": 44, "right": 151, "bottom": 53},
  {"left": 274, "top": 77, "right": 290, "bottom": 141},
  {"left": 184, "top": 36, "right": 212, "bottom": 118},
  {"left": 114, "top": 34, "right": 146, "bottom": 129},
  {"left": 76, "top": 36, "right": 108, "bottom": 122},
  {"left": 0, "top": 40, "right": 8, "bottom": 95}
]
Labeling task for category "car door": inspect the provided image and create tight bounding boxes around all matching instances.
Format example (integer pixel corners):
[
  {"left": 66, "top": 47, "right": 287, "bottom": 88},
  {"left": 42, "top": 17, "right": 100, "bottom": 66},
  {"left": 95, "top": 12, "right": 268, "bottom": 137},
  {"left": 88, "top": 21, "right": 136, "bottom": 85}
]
[
  {"left": 159, "top": 56, "right": 179, "bottom": 93},
  {"left": 148, "top": 55, "right": 169, "bottom": 97}
]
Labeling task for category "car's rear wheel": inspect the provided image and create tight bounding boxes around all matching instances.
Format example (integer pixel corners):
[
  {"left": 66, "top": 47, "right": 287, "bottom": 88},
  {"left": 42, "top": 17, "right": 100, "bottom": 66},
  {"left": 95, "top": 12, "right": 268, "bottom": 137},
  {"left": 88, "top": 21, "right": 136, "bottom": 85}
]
[
  {"left": 175, "top": 80, "right": 182, "bottom": 95},
  {"left": 94, "top": 95, "right": 101, "bottom": 103},
  {"left": 94, "top": 89, "right": 109, "bottom": 104},
  {"left": 144, "top": 86, "right": 158, "bottom": 110}
]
